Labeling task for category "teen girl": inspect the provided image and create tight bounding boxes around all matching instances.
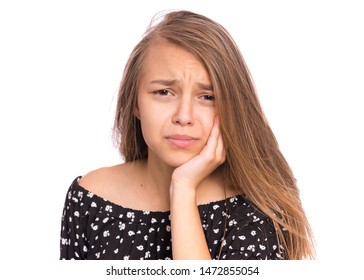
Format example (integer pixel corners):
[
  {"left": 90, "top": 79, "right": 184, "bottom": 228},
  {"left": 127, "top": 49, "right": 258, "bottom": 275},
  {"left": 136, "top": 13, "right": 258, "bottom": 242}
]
[{"left": 60, "top": 10, "right": 315, "bottom": 260}]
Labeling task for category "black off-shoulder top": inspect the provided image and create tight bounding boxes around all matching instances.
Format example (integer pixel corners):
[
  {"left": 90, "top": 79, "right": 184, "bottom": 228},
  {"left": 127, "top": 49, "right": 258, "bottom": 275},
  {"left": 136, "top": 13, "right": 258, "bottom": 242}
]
[{"left": 60, "top": 177, "right": 283, "bottom": 260}]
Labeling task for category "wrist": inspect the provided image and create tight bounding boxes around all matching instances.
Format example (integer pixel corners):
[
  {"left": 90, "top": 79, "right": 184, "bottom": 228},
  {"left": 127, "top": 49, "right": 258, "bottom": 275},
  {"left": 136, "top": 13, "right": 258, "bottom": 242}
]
[{"left": 169, "top": 181, "right": 197, "bottom": 202}]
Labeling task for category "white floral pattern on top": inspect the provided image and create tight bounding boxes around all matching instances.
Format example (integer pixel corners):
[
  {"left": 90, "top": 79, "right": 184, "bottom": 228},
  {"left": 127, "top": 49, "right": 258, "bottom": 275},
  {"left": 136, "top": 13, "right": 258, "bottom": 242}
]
[{"left": 60, "top": 177, "right": 283, "bottom": 260}]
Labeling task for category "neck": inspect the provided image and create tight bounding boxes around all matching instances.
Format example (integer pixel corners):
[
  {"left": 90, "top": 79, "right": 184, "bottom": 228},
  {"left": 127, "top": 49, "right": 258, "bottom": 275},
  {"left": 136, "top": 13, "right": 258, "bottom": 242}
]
[
  {"left": 142, "top": 152, "right": 175, "bottom": 195},
  {"left": 139, "top": 150, "right": 228, "bottom": 206}
]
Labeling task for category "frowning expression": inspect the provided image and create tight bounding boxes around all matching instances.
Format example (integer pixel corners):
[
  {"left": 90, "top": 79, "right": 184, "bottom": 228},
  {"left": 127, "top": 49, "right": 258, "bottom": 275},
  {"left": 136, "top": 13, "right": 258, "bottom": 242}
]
[{"left": 135, "top": 41, "right": 217, "bottom": 167}]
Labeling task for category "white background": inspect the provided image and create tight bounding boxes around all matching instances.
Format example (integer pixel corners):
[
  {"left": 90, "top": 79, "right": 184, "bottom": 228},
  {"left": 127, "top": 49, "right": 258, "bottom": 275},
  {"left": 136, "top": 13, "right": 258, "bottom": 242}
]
[{"left": 1, "top": 0, "right": 363, "bottom": 277}]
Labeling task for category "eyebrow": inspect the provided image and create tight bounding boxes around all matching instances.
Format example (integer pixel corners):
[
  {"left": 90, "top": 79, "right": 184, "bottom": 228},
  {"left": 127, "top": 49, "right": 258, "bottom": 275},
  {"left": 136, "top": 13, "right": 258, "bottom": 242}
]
[{"left": 149, "top": 79, "right": 213, "bottom": 91}]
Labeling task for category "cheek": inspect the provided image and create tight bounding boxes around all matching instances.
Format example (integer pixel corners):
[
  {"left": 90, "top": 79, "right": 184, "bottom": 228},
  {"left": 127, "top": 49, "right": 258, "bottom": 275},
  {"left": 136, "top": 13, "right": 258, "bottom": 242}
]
[
  {"left": 138, "top": 104, "right": 166, "bottom": 144},
  {"left": 200, "top": 113, "right": 215, "bottom": 141},
  {"left": 139, "top": 112, "right": 155, "bottom": 139}
]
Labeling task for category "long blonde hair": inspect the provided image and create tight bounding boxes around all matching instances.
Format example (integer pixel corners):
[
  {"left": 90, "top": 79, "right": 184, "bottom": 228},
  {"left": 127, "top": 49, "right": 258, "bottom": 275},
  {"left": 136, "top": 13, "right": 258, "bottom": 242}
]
[{"left": 113, "top": 10, "right": 316, "bottom": 259}]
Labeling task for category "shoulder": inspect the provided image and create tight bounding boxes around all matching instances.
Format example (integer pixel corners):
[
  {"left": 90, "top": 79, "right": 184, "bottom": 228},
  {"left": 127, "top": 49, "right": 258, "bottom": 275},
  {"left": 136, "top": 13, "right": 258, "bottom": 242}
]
[
  {"left": 78, "top": 162, "right": 141, "bottom": 201},
  {"left": 78, "top": 165, "right": 117, "bottom": 194}
]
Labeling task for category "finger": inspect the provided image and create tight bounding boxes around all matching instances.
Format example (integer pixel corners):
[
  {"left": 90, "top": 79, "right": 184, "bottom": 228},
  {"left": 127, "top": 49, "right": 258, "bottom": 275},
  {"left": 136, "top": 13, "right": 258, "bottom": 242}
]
[
  {"left": 216, "top": 133, "right": 226, "bottom": 164},
  {"left": 204, "top": 116, "right": 220, "bottom": 153},
  {"left": 213, "top": 116, "right": 224, "bottom": 154},
  {"left": 205, "top": 116, "right": 226, "bottom": 165},
  {"left": 211, "top": 115, "right": 220, "bottom": 138}
]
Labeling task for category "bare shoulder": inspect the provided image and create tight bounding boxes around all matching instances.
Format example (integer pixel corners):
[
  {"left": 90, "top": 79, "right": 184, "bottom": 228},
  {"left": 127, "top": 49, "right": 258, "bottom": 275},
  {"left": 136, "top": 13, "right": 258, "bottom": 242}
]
[
  {"left": 78, "top": 162, "right": 141, "bottom": 202},
  {"left": 78, "top": 165, "right": 117, "bottom": 192}
]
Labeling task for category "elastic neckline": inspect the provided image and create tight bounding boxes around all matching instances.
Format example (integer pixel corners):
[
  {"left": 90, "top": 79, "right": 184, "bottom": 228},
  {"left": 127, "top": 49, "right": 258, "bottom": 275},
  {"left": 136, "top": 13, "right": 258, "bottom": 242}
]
[{"left": 70, "top": 176, "right": 243, "bottom": 225}]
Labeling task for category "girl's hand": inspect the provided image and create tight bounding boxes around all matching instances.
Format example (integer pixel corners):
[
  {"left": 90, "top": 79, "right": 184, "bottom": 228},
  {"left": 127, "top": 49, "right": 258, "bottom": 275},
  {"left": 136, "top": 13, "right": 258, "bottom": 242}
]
[
  {"left": 171, "top": 115, "right": 226, "bottom": 191},
  {"left": 169, "top": 115, "right": 225, "bottom": 260}
]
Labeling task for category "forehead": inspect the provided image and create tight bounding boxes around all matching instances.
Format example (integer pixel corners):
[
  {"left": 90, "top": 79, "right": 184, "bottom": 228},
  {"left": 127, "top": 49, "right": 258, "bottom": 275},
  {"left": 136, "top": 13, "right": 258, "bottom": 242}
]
[{"left": 140, "top": 40, "right": 211, "bottom": 82}]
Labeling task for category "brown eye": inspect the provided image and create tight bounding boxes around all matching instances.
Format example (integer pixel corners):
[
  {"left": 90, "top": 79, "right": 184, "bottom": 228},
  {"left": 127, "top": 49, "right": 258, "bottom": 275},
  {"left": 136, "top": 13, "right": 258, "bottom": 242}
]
[
  {"left": 153, "top": 89, "right": 171, "bottom": 96},
  {"left": 202, "top": 95, "right": 215, "bottom": 101}
]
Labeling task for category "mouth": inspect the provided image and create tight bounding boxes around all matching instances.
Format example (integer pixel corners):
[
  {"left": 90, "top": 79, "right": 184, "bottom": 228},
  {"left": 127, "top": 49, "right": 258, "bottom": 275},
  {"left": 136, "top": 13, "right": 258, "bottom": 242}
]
[{"left": 165, "top": 134, "right": 198, "bottom": 148}]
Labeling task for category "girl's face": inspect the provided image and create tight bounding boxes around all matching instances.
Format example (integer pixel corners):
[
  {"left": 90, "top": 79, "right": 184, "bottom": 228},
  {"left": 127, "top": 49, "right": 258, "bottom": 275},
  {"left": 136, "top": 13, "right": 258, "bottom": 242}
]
[{"left": 135, "top": 41, "right": 217, "bottom": 167}]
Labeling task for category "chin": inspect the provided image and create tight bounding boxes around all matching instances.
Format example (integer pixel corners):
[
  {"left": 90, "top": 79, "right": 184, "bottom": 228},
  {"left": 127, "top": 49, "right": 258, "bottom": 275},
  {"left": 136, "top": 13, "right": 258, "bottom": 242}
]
[
  {"left": 147, "top": 145, "right": 201, "bottom": 168},
  {"left": 163, "top": 153, "right": 196, "bottom": 168}
]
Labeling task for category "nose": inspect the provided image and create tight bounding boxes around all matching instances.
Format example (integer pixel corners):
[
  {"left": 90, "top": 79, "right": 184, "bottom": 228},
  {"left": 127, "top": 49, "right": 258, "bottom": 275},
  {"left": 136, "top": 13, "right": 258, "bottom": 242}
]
[{"left": 172, "top": 96, "right": 194, "bottom": 126}]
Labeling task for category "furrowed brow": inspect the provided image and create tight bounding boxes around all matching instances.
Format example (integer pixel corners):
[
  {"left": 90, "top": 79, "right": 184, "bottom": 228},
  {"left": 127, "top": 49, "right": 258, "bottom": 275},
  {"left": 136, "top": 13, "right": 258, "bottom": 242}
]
[
  {"left": 149, "top": 79, "right": 213, "bottom": 90},
  {"left": 149, "top": 79, "right": 177, "bottom": 86},
  {"left": 198, "top": 82, "right": 213, "bottom": 91}
]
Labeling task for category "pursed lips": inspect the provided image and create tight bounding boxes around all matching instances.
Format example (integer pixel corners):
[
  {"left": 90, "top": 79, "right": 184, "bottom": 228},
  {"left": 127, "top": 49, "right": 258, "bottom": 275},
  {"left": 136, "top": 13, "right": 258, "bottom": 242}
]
[{"left": 165, "top": 134, "right": 198, "bottom": 148}]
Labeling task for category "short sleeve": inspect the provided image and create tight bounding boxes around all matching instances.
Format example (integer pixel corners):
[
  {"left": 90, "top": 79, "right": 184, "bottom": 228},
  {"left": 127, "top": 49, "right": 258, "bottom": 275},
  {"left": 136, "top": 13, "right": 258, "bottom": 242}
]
[
  {"left": 60, "top": 177, "right": 88, "bottom": 260},
  {"left": 219, "top": 210, "right": 284, "bottom": 260}
]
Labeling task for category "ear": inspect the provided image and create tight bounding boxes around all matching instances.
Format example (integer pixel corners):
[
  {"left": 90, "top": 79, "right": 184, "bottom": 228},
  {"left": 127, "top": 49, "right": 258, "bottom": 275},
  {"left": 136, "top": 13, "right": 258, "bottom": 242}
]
[{"left": 134, "top": 107, "right": 140, "bottom": 119}]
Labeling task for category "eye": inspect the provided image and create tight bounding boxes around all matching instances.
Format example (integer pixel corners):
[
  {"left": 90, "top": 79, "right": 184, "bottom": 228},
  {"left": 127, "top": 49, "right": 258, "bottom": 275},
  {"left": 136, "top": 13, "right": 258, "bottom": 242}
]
[
  {"left": 201, "top": 94, "right": 215, "bottom": 101},
  {"left": 153, "top": 89, "right": 172, "bottom": 96}
]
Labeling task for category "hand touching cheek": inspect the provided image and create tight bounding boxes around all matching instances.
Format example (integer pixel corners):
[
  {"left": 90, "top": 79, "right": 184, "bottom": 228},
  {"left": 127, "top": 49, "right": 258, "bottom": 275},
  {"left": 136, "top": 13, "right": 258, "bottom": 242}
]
[{"left": 170, "top": 115, "right": 226, "bottom": 191}]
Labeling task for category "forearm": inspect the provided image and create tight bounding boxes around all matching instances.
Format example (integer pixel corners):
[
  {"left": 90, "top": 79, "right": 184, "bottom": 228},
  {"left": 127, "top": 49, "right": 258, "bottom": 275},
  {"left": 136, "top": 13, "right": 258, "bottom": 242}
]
[{"left": 170, "top": 183, "right": 212, "bottom": 260}]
